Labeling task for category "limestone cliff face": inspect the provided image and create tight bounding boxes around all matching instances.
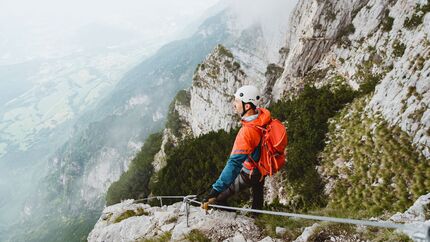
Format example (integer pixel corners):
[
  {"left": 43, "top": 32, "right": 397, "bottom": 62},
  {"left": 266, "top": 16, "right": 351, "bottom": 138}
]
[
  {"left": 189, "top": 45, "right": 248, "bottom": 137},
  {"left": 152, "top": 45, "right": 256, "bottom": 172},
  {"left": 367, "top": 0, "right": 430, "bottom": 158},
  {"left": 272, "top": 0, "right": 371, "bottom": 99},
  {"left": 272, "top": 0, "right": 429, "bottom": 158},
  {"left": 167, "top": 42, "right": 278, "bottom": 140},
  {"left": 152, "top": 90, "right": 193, "bottom": 173}
]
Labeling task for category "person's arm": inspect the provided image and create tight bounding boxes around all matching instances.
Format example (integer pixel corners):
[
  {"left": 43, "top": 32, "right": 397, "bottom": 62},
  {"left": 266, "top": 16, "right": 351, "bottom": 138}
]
[
  {"left": 212, "top": 153, "right": 248, "bottom": 192},
  {"left": 211, "top": 127, "right": 259, "bottom": 193}
]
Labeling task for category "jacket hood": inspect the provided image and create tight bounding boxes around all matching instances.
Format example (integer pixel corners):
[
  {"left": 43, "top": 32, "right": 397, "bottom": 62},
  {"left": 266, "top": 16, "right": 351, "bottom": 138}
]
[{"left": 241, "top": 108, "right": 271, "bottom": 127}]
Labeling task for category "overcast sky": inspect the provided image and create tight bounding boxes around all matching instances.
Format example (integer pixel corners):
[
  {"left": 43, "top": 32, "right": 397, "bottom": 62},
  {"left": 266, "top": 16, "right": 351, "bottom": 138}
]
[
  {"left": 0, "top": 0, "right": 220, "bottom": 64},
  {"left": 0, "top": 0, "right": 299, "bottom": 65},
  {"left": 0, "top": 0, "right": 220, "bottom": 29}
]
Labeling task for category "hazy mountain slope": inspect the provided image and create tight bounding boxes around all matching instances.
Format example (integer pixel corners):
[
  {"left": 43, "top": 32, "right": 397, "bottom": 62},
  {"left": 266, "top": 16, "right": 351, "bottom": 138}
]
[{"left": 8, "top": 10, "right": 233, "bottom": 242}]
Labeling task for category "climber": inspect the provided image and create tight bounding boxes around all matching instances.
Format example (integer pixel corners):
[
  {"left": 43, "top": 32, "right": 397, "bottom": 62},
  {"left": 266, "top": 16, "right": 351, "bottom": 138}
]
[{"left": 201, "top": 85, "right": 271, "bottom": 213}]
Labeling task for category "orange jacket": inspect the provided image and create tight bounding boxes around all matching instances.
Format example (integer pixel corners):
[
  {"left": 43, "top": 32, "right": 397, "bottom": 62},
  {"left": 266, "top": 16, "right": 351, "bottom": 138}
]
[{"left": 212, "top": 108, "right": 271, "bottom": 192}]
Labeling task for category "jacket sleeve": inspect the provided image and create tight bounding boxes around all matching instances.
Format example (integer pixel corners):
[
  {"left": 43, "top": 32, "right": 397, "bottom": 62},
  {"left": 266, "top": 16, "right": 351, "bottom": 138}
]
[
  {"left": 212, "top": 127, "right": 260, "bottom": 192},
  {"left": 212, "top": 153, "right": 248, "bottom": 192}
]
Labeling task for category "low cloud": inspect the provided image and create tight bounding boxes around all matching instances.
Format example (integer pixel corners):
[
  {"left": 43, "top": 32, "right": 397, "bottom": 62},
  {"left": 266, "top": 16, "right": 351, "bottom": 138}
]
[{"left": 229, "top": 0, "right": 298, "bottom": 34}]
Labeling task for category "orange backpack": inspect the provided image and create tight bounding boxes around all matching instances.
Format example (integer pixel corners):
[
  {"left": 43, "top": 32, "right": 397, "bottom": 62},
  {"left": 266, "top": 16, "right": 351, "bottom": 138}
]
[{"left": 247, "top": 119, "right": 288, "bottom": 176}]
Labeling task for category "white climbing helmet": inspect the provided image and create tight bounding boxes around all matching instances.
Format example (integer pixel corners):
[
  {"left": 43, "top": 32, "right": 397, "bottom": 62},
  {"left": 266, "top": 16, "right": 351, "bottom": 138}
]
[{"left": 234, "top": 85, "right": 261, "bottom": 106}]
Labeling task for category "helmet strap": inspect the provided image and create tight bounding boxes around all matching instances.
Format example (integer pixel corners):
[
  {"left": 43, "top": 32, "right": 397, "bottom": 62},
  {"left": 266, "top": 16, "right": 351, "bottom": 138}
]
[{"left": 241, "top": 102, "right": 251, "bottom": 117}]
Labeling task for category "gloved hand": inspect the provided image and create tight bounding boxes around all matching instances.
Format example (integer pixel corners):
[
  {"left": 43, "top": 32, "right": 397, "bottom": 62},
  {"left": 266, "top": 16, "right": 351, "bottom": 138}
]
[{"left": 201, "top": 188, "right": 219, "bottom": 210}]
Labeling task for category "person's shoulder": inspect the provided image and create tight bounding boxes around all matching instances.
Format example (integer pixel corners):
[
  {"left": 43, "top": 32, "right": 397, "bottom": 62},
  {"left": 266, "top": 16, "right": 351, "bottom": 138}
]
[{"left": 239, "top": 125, "right": 260, "bottom": 139}]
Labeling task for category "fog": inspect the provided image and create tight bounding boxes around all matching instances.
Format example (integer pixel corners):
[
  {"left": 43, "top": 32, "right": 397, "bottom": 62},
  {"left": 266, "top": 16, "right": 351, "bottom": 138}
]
[
  {"left": 0, "top": 0, "right": 220, "bottom": 65},
  {"left": 0, "top": 0, "right": 298, "bottom": 66},
  {"left": 230, "top": 0, "right": 297, "bottom": 36},
  {"left": 0, "top": 0, "right": 221, "bottom": 235}
]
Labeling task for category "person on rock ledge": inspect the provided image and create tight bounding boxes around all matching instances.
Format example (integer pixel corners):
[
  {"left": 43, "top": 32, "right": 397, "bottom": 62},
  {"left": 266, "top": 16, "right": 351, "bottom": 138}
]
[{"left": 201, "top": 85, "right": 280, "bottom": 214}]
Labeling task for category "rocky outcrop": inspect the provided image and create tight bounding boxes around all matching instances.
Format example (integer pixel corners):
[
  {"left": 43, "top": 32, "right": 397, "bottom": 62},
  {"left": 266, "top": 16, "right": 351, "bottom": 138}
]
[
  {"left": 388, "top": 193, "right": 430, "bottom": 241},
  {"left": 390, "top": 193, "right": 430, "bottom": 223},
  {"left": 189, "top": 45, "right": 248, "bottom": 137},
  {"left": 151, "top": 45, "right": 249, "bottom": 172},
  {"left": 88, "top": 194, "right": 430, "bottom": 242},
  {"left": 151, "top": 44, "right": 268, "bottom": 173},
  {"left": 88, "top": 200, "right": 273, "bottom": 242},
  {"left": 152, "top": 90, "right": 193, "bottom": 173}
]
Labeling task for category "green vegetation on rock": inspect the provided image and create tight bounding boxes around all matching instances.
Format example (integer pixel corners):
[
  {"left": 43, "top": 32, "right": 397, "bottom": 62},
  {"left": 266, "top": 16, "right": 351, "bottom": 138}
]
[
  {"left": 269, "top": 84, "right": 358, "bottom": 210},
  {"left": 165, "top": 90, "right": 192, "bottom": 137},
  {"left": 114, "top": 208, "right": 149, "bottom": 223},
  {"left": 320, "top": 96, "right": 430, "bottom": 214},
  {"left": 140, "top": 232, "right": 172, "bottom": 242},
  {"left": 185, "top": 229, "right": 211, "bottom": 242},
  {"left": 392, "top": 40, "right": 406, "bottom": 58},
  {"left": 255, "top": 214, "right": 312, "bottom": 240},
  {"left": 175, "top": 89, "right": 191, "bottom": 107},
  {"left": 354, "top": 59, "right": 384, "bottom": 94},
  {"left": 404, "top": 3, "right": 430, "bottom": 29},
  {"left": 265, "top": 64, "right": 284, "bottom": 78},
  {"left": 150, "top": 129, "right": 238, "bottom": 199},
  {"left": 217, "top": 44, "right": 234, "bottom": 58},
  {"left": 381, "top": 10, "right": 394, "bottom": 32}
]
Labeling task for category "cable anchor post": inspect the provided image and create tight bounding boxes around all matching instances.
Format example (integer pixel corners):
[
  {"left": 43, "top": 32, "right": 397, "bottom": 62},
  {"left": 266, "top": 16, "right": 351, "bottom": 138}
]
[
  {"left": 182, "top": 197, "right": 190, "bottom": 227},
  {"left": 425, "top": 224, "right": 430, "bottom": 242},
  {"left": 157, "top": 196, "right": 163, "bottom": 207},
  {"left": 401, "top": 223, "right": 430, "bottom": 242}
]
